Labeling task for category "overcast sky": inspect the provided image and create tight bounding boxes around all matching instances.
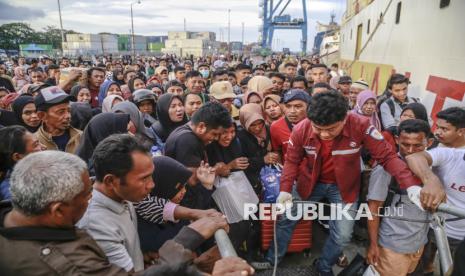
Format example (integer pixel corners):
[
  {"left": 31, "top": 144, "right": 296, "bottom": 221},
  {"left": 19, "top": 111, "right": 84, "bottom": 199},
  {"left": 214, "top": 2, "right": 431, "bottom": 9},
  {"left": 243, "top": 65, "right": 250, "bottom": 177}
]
[{"left": 0, "top": 0, "right": 346, "bottom": 51}]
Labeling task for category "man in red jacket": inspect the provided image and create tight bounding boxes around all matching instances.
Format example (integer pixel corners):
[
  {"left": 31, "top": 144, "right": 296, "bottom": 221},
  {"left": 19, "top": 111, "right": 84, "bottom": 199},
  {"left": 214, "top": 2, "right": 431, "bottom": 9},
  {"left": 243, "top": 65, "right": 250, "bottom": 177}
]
[{"left": 256, "top": 91, "right": 445, "bottom": 275}]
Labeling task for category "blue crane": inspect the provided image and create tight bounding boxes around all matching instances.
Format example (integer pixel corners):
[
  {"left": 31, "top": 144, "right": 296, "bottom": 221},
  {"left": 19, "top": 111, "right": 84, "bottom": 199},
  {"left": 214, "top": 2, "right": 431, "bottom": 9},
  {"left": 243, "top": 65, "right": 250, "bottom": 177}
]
[{"left": 259, "top": 0, "right": 308, "bottom": 53}]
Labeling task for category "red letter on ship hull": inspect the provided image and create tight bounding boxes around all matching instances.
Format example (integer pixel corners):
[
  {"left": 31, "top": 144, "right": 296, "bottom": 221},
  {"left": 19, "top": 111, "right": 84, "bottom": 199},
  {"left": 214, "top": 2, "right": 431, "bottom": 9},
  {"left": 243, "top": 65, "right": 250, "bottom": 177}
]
[{"left": 426, "top": 76, "right": 465, "bottom": 128}]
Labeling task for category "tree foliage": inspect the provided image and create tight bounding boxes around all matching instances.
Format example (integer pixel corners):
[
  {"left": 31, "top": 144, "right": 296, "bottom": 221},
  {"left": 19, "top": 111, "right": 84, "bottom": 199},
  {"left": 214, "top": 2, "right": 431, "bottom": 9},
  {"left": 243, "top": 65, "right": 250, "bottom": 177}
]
[{"left": 0, "top": 22, "right": 79, "bottom": 50}]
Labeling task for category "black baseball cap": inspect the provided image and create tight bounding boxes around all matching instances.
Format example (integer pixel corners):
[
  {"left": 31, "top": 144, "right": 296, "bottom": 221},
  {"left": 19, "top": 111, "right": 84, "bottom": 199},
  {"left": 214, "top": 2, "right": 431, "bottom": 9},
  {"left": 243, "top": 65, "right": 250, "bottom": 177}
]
[
  {"left": 282, "top": 89, "right": 311, "bottom": 104},
  {"left": 338, "top": 76, "right": 352, "bottom": 84},
  {"left": 35, "top": 86, "right": 74, "bottom": 111}
]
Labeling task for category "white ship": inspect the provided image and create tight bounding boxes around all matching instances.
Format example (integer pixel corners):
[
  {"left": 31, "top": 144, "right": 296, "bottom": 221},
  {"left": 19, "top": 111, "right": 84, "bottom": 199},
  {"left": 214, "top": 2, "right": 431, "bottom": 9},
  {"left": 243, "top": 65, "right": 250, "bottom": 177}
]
[
  {"left": 315, "top": 14, "right": 340, "bottom": 66},
  {"left": 338, "top": 0, "right": 465, "bottom": 122}
]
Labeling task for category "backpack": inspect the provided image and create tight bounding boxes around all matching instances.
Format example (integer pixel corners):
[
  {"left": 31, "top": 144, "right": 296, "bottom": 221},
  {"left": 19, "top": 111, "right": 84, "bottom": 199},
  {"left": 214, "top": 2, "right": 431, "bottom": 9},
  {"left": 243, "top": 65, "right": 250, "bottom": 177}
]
[{"left": 377, "top": 96, "right": 419, "bottom": 131}]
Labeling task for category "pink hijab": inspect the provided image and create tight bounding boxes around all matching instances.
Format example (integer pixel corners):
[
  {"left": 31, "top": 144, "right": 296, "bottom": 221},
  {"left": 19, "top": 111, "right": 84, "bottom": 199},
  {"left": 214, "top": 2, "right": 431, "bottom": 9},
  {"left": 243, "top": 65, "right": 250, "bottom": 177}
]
[
  {"left": 352, "top": 90, "right": 381, "bottom": 130},
  {"left": 13, "top": 67, "right": 29, "bottom": 90}
]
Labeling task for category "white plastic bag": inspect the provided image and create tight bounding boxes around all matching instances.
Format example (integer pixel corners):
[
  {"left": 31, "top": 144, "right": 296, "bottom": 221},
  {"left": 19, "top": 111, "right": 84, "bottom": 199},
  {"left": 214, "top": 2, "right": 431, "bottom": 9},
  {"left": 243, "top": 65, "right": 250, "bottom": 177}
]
[
  {"left": 212, "top": 171, "right": 259, "bottom": 223},
  {"left": 363, "top": 265, "right": 380, "bottom": 276}
]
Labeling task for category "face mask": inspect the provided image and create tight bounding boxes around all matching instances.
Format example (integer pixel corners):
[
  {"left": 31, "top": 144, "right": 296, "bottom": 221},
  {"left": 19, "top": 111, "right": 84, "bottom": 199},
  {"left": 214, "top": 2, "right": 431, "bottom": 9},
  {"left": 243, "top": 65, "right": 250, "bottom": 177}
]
[{"left": 200, "top": 69, "right": 209, "bottom": 78}]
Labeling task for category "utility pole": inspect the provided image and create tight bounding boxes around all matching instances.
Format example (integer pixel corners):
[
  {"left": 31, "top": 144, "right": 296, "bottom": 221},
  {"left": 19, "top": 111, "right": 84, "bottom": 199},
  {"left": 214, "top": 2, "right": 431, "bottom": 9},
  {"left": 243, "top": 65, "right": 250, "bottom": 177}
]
[
  {"left": 227, "top": 9, "right": 231, "bottom": 55},
  {"left": 241, "top": 22, "right": 244, "bottom": 51},
  {"left": 57, "top": 0, "right": 65, "bottom": 46},
  {"left": 130, "top": 0, "right": 141, "bottom": 62}
]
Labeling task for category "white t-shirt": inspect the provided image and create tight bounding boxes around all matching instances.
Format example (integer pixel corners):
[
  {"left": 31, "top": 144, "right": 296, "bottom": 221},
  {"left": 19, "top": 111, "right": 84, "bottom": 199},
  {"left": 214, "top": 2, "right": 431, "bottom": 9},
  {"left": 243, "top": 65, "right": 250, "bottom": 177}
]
[{"left": 428, "top": 147, "right": 465, "bottom": 240}]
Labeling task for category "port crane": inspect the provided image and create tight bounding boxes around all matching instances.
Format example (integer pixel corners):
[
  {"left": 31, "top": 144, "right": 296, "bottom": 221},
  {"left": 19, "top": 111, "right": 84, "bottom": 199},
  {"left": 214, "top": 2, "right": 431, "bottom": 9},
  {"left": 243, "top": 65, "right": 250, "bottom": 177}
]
[{"left": 259, "top": 0, "right": 308, "bottom": 53}]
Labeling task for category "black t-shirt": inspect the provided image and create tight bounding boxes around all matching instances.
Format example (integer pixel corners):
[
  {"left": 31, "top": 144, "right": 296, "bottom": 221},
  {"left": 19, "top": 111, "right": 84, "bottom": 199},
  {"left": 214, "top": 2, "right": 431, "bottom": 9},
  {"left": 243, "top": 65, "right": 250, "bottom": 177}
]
[
  {"left": 164, "top": 124, "right": 206, "bottom": 167},
  {"left": 164, "top": 124, "right": 214, "bottom": 210},
  {"left": 52, "top": 130, "right": 70, "bottom": 151}
]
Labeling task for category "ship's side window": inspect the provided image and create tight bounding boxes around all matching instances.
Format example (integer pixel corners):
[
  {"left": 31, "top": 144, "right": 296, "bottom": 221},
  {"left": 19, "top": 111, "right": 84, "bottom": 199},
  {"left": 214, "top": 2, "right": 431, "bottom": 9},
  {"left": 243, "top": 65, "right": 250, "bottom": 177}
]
[
  {"left": 367, "top": 19, "right": 371, "bottom": 34},
  {"left": 440, "top": 0, "right": 450, "bottom": 8},
  {"left": 395, "top": 2, "right": 402, "bottom": 24}
]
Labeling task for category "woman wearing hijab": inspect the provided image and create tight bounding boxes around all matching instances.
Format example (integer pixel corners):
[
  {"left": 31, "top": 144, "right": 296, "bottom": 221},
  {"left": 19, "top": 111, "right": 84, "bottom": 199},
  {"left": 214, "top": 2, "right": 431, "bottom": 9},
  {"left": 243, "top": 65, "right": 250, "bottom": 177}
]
[
  {"left": 98, "top": 81, "right": 122, "bottom": 106},
  {"left": 242, "top": 76, "right": 274, "bottom": 104},
  {"left": 382, "top": 102, "right": 430, "bottom": 149},
  {"left": 150, "top": 93, "right": 187, "bottom": 143},
  {"left": 146, "top": 83, "right": 164, "bottom": 99},
  {"left": 111, "top": 101, "right": 154, "bottom": 142},
  {"left": 399, "top": 102, "right": 429, "bottom": 123},
  {"left": 134, "top": 156, "right": 220, "bottom": 258},
  {"left": 128, "top": 76, "right": 146, "bottom": 93},
  {"left": 12, "top": 67, "right": 29, "bottom": 91},
  {"left": 75, "top": 112, "right": 131, "bottom": 166},
  {"left": 11, "top": 95, "right": 41, "bottom": 132},
  {"left": 112, "top": 69, "right": 125, "bottom": 86},
  {"left": 206, "top": 124, "right": 254, "bottom": 255},
  {"left": 102, "top": 94, "right": 124, "bottom": 113},
  {"left": 236, "top": 103, "right": 279, "bottom": 195},
  {"left": 70, "top": 85, "right": 91, "bottom": 104},
  {"left": 262, "top": 94, "right": 283, "bottom": 125},
  {"left": 247, "top": 76, "right": 274, "bottom": 96},
  {"left": 352, "top": 90, "right": 381, "bottom": 131},
  {"left": 352, "top": 90, "right": 382, "bottom": 167},
  {"left": 135, "top": 156, "right": 193, "bottom": 253}
]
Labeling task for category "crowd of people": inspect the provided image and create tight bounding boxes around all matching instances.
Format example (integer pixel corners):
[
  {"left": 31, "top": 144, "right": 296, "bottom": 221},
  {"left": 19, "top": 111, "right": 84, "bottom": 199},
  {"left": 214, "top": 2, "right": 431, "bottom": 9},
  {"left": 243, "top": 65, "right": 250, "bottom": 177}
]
[{"left": 0, "top": 53, "right": 464, "bottom": 276}]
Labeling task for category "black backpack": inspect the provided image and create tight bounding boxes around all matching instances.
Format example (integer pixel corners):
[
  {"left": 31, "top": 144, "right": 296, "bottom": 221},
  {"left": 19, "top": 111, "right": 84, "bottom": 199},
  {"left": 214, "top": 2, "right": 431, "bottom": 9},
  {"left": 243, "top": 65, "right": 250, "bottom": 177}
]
[{"left": 377, "top": 96, "right": 419, "bottom": 131}]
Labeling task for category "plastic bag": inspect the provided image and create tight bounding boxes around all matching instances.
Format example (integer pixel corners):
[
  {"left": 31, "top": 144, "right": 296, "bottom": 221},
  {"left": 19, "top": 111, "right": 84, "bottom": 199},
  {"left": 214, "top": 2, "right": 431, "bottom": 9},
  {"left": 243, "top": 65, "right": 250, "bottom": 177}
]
[
  {"left": 363, "top": 265, "right": 380, "bottom": 276},
  {"left": 260, "top": 164, "right": 282, "bottom": 203},
  {"left": 212, "top": 171, "right": 259, "bottom": 223},
  {"left": 149, "top": 131, "right": 165, "bottom": 157}
]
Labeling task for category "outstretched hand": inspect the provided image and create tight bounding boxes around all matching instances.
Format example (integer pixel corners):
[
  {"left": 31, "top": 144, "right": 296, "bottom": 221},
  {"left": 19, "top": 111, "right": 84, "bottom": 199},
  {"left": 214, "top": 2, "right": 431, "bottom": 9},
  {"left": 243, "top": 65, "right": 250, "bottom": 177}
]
[{"left": 197, "top": 161, "right": 216, "bottom": 190}]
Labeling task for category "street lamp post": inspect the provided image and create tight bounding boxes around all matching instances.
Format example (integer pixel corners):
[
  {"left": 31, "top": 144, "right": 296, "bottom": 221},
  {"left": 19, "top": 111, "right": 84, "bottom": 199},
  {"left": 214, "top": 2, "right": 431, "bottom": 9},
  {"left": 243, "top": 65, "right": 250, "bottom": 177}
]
[
  {"left": 57, "top": 0, "right": 65, "bottom": 54},
  {"left": 227, "top": 9, "right": 231, "bottom": 55},
  {"left": 241, "top": 22, "right": 244, "bottom": 52},
  {"left": 130, "top": 0, "right": 141, "bottom": 62}
]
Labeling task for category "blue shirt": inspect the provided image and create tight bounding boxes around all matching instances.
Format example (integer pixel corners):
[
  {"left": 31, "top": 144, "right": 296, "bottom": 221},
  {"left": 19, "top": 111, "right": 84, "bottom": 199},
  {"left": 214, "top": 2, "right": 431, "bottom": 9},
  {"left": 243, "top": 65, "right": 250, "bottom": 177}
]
[
  {"left": 0, "top": 171, "right": 11, "bottom": 201},
  {"left": 52, "top": 131, "right": 70, "bottom": 152}
]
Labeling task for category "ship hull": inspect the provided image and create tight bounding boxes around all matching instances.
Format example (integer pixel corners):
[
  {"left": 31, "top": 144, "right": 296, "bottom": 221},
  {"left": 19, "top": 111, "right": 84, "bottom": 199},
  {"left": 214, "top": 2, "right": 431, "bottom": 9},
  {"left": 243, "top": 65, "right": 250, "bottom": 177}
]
[{"left": 339, "top": 0, "right": 465, "bottom": 121}]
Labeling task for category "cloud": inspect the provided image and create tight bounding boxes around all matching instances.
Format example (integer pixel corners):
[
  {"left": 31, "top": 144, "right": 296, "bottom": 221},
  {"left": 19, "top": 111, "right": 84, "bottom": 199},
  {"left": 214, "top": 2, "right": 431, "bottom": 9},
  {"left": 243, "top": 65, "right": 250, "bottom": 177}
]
[
  {"left": 0, "top": 0, "right": 346, "bottom": 51},
  {"left": 0, "top": 2, "right": 45, "bottom": 20}
]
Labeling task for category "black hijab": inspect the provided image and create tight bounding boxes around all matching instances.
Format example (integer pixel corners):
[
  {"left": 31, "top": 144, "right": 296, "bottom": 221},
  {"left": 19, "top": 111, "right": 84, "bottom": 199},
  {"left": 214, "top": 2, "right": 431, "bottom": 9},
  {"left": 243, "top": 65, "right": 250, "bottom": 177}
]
[
  {"left": 70, "top": 85, "right": 85, "bottom": 99},
  {"left": 206, "top": 125, "right": 243, "bottom": 167},
  {"left": 152, "top": 156, "right": 192, "bottom": 200},
  {"left": 0, "top": 76, "right": 15, "bottom": 93},
  {"left": 11, "top": 95, "right": 39, "bottom": 132},
  {"left": 70, "top": 102, "right": 93, "bottom": 131},
  {"left": 151, "top": 93, "right": 187, "bottom": 142},
  {"left": 0, "top": 109, "right": 18, "bottom": 127},
  {"left": 401, "top": 102, "right": 429, "bottom": 123},
  {"left": 76, "top": 113, "right": 130, "bottom": 162},
  {"left": 112, "top": 69, "right": 125, "bottom": 85}
]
